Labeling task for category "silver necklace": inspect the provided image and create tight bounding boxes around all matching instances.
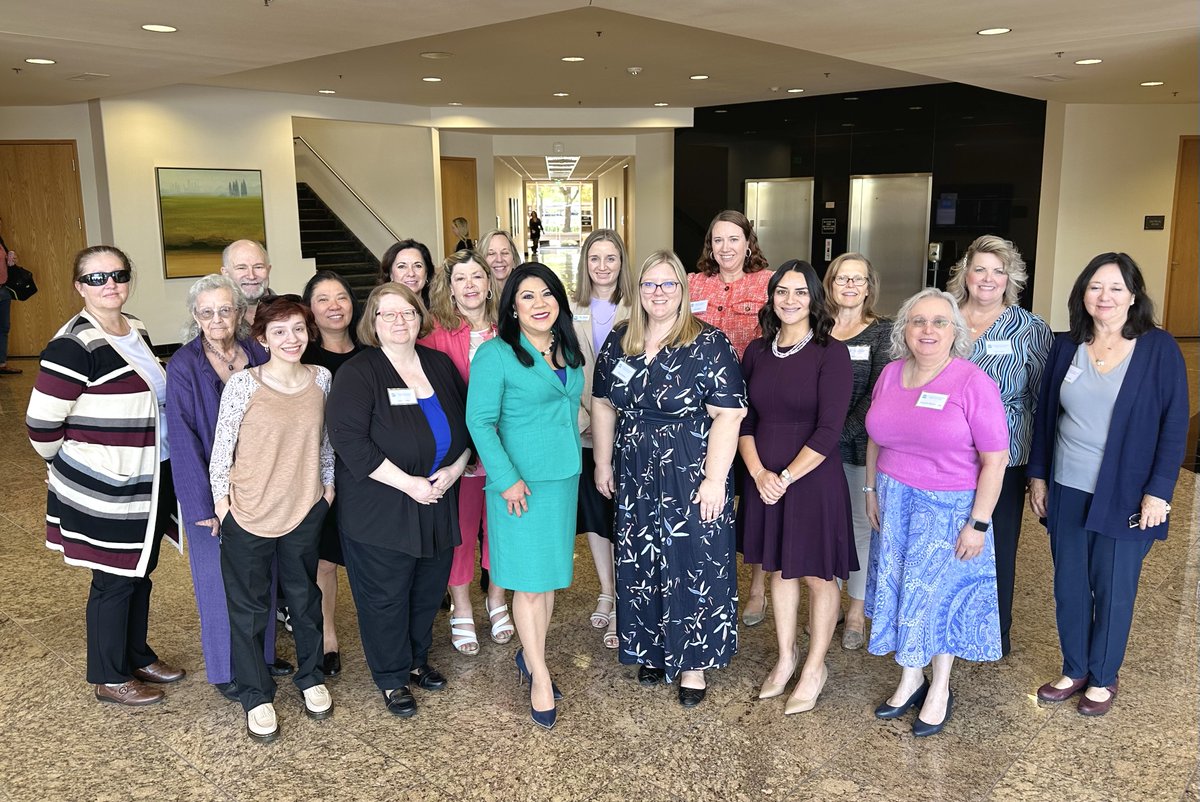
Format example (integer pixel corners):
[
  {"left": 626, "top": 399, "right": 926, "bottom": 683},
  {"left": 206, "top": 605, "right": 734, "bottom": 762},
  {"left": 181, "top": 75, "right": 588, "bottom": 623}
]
[
  {"left": 771, "top": 329, "right": 813, "bottom": 358},
  {"left": 203, "top": 335, "right": 238, "bottom": 371}
]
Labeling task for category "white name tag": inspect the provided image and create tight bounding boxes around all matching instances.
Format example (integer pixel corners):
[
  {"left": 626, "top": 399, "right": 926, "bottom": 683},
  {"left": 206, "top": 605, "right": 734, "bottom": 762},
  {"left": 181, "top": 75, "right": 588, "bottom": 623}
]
[
  {"left": 690, "top": 299, "right": 709, "bottom": 314},
  {"left": 984, "top": 339, "right": 1014, "bottom": 356},
  {"left": 848, "top": 345, "right": 871, "bottom": 361},
  {"left": 611, "top": 360, "right": 637, "bottom": 385},
  {"left": 388, "top": 387, "right": 417, "bottom": 406},
  {"left": 1064, "top": 365, "right": 1083, "bottom": 384},
  {"left": 915, "top": 391, "right": 949, "bottom": 410},
  {"left": 573, "top": 313, "right": 590, "bottom": 322}
]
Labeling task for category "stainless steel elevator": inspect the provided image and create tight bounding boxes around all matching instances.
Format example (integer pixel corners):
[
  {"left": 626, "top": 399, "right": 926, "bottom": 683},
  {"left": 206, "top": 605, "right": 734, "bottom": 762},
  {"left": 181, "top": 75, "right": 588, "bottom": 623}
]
[
  {"left": 847, "top": 173, "right": 933, "bottom": 317},
  {"left": 745, "top": 178, "right": 814, "bottom": 265}
]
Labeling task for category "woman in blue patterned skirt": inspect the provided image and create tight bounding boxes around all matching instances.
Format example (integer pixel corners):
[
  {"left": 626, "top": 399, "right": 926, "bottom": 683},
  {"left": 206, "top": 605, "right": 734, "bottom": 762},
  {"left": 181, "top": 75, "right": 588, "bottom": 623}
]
[{"left": 591, "top": 250, "right": 747, "bottom": 708}]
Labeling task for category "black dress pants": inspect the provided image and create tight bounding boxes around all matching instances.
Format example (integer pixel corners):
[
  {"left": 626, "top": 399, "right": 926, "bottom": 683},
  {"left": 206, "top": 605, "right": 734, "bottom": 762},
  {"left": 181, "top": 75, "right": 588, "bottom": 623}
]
[
  {"left": 220, "top": 499, "right": 327, "bottom": 712},
  {"left": 992, "top": 464, "right": 1028, "bottom": 656},
  {"left": 342, "top": 537, "right": 453, "bottom": 692}
]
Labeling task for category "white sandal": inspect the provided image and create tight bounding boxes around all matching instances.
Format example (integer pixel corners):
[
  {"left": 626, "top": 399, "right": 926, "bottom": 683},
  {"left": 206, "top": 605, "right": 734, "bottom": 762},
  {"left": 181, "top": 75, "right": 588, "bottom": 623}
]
[
  {"left": 450, "top": 616, "right": 479, "bottom": 656},
  {"left": 486, "top": 601, "right": 515, "bottom": 645},
  {"left": 590, "top": 593, "right": 615, "bottom": 629}
]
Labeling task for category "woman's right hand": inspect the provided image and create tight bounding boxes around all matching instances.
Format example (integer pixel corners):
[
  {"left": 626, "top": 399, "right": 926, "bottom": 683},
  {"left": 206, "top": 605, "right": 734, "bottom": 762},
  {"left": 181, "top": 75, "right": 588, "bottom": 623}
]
[
  {"left": 865, "top": 491, "right": 881, "bottom": 531},
  {"left": 198, "top": 517, "right": 220, "bottom": 538},
  {"left": 405, "top": 475, "right": 444, "bottom": 505},
  {"left": 501, "top": 479, "right": 531, "bottom": 516},
  {"left": 595, "top": 463, "right": 615, "bottom": 499},
  {"left": 753, "top": 470, "right": 786, "bottom": 506},
  {"left": 1028, "top": 478, "right": 1048, "bottom": 518}
]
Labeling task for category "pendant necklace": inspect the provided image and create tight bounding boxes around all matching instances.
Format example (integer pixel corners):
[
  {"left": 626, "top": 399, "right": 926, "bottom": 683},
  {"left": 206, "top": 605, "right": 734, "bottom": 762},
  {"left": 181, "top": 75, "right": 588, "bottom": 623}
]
[{"left": 203, "top": 335, "right": 238, "bottom": 372}]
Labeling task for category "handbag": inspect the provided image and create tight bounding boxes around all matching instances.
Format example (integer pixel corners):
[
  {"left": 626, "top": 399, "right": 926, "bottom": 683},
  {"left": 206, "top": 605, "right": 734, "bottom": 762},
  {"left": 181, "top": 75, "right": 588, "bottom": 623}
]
[{"left": 4, "top": 264, "right": 37, "bottom": 301}]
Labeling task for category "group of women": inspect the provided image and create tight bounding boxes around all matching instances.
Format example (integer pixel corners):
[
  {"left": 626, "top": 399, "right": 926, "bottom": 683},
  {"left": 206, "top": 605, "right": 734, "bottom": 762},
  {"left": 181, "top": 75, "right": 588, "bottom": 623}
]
[{"left": 27, "top": 214, "right": 1187, "bottom": 741}]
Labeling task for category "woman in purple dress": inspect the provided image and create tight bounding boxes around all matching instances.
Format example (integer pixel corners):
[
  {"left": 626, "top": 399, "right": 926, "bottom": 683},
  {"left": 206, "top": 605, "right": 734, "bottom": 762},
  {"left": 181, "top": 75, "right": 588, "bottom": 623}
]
[{"left": 738, "top": 260, "right": 854, "bottom": 714}]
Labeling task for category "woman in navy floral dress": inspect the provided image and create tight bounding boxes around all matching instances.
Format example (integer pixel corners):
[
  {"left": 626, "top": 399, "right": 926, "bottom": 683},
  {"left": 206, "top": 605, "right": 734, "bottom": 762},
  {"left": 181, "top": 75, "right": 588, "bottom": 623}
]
[{"left": 591, "top": 250, "right": 747, "bottom": 708}]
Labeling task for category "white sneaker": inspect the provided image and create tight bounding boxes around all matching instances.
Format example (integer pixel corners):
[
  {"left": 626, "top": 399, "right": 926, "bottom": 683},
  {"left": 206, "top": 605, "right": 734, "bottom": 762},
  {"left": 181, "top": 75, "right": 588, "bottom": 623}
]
[
  {"left": 303, "top": 684, "right": 334, "bottom": 719},
  {"left": 247, "top": 703, "right": 279, "bottom": 742}
]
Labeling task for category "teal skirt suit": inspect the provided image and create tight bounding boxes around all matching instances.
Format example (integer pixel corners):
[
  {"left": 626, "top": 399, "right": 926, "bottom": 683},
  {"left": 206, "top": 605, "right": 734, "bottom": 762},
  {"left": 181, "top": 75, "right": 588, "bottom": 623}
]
[{"left": 466, "top": 335, "right": 583, "bottom": 592}]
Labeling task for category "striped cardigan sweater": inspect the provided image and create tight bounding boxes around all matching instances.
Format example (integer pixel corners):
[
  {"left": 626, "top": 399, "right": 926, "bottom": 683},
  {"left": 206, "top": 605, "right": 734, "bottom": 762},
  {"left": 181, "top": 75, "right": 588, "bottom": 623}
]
[{"left": 26, "top": 311, "right": 176, "bottom": 577}]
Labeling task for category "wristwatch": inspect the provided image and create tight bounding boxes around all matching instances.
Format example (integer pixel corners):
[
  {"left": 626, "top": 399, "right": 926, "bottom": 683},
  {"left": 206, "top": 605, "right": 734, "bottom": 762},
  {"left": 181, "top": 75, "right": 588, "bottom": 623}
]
[
  {"left": 861, "top": 486, "right": 876, "bottom": 493},
  {"left": 780, "top": 468, "right": 793, "bottom": 486},
  {"left": 968, "top": 517, "right": 990, "bottom": 532}
]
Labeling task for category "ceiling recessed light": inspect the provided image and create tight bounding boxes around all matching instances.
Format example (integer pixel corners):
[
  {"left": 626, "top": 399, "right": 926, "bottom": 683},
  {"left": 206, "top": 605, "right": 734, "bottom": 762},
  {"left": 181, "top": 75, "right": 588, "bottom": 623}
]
[
  {"left": 561, "top": 56, "right": 584, "bottom": 62},
  {"left": 976, "top": 27, "right": 1011, "bottom": 36},
  {"left": 448, "top": 101, "right": 463, "bottom": 106},
  {"left": 420, "top": 51, "right": 453, "bottom": 60},
  {"left": 714, "top": 109, "right": 728, "bottom": 114},
  {"left": 421, "top": 76, "right": 442, "bottom": 83},
  {"left": 690, "top": 74, "right": 709, "bottom": 80},
  {"left": 786, "top": 88, "right": 804, "bottom": 94},
  {"left": 141, "top": 24, "right": 176, "bottom": 33},
  {"left": 653, "top": 102, "right": 669, "bottom": 107},
  {"left": 25, "top": 58, "right": 55, "bottom": 65},
  {"left": 1074, "top": 58, "right": 1103, "bottom": 65},
  {"left": 553, "top": 92, "right": 570, "bottom": 97},
  {"left": 318, "top": 89, "right": 336, "bottom": 95},
  {"left": 1140, "top": 80, "right": 1164, "bottom": 87},
  {"left": 844, "top": 96, "right": 859, "bottom": 101},
  {"left": 909, "top": 105, "right": 923, "bottom": 110},
  {"left": 842, "top": 123, "right": 855, "bottom": 127}
]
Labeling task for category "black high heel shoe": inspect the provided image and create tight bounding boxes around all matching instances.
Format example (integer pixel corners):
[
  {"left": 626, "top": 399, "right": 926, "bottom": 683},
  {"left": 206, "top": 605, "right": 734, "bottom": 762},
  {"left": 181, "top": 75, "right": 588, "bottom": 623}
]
[
  {"left": 912, "top": 689, "right": 954, "bottom": 737},
  {"left": 874, "top": 679, "right": 930, "bottom": 719},
  {"left": 515, "top": 647, "right": 563, "bottom": 700}
]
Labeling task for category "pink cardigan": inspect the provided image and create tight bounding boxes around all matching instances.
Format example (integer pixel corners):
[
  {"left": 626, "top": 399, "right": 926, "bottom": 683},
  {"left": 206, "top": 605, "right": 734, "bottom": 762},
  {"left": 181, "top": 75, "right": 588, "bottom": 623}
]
[{"left": 419, "top": 321, "right": 498, "bottom": 475}]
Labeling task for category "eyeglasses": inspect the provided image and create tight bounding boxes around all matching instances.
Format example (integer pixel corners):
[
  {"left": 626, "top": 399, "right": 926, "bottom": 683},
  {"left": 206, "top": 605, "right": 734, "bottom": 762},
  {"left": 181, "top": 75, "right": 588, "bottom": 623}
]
[
  {"left": 195, "top": 306, "right": 236, "bottom": 321},
  {"left": 639, "top": 280, "right": 681, "bottom": 294},
  {"left": 377, "top": 309, "right": 418, "bottom": 323},
  {"left": 833, "top": 275, "right": 868, "bottom": 287},
  {"left": 78, "top": 270, "right": 132, "bottom": 287},
  {"left": 1129, "top": 503, "right": 1171, "bottom": 528},
  {"left": 907, "top": 317, "right": 953, "bottom": 329}
]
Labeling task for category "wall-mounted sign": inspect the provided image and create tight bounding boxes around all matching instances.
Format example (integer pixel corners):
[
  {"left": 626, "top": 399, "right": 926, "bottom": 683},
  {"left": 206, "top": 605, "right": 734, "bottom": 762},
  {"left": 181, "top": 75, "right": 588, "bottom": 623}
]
[
  {"left": 820, "top": 218, "right": 837, "bottom": 235},
  {"left": 1144, "top": 215, "right": 1165, "bottom": 231}
]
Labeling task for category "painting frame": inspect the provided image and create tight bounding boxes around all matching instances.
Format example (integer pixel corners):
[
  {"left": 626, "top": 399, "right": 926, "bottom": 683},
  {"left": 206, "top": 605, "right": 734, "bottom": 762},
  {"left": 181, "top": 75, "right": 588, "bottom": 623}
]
[{"left": 155, "top": 167, "right": 267, "bottom": 280}]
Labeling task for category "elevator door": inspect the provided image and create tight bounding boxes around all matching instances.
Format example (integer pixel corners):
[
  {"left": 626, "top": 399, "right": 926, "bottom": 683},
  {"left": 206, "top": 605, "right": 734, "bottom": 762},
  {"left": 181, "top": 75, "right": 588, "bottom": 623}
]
[
  {"left": 745, "top": 178, "right": 813, "bottom": 265},
  {"left": 848, "top": 174, "right": 932, "bottom": 317}
]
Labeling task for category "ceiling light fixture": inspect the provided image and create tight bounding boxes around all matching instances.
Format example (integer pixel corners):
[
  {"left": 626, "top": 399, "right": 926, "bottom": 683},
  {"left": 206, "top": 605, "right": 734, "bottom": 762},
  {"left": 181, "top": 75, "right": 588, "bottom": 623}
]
[
  {"left": 1074, "top": 58, "right": 1103, "bottom": 65},
  {"left": 786, "top": 88, "right": 804, "bottom": 94},
  {"left": 976, "top": 27, "right": 1011, "bottom": 35},
  {"left": 141, "top": 24, "right": 177, "bottom": 32},
  {"left": 713, "top": 109, "right": 727, "bottom": 114},
  {"left": 1140, "top": 81, "right": 1164, "bottom": 87},
  {"left": 448, "top": 101, "right": 463, "bottom": 106},
  {"left": 553, "top": 92, "right": 570, "bottom": 97},
  {"left": 25, "top": 58, "right": 55, "bottom": 65},
  {"left": 420, "top": 51, "right": 453, "bottom": 59},
  {"left": 843, "top": 96, "right": 859, "bottom": 101},
  {"left": 561, "top": 56, "right": 584, "bottom": 62},
  {"left": 653, "top": 102, "right": 669, "bottom": 107},
  {"left": 421, "top": 76, "right": 442, "bottom": 83},
  {"left": 318, "top": 89, "right": 336, "bottom": 95},
  {"left": 690, "top": 74, "right": 709, "bottom": 80},
  {"left": 909, "top": 106, "right": 923, "bottom": 110}
]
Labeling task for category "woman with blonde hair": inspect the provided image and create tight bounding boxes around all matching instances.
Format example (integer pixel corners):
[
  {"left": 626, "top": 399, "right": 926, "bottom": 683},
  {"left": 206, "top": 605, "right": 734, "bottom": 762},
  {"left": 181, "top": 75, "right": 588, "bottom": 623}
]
[{"left": 478, "top": 229, "right": 522, "bottom": 293}]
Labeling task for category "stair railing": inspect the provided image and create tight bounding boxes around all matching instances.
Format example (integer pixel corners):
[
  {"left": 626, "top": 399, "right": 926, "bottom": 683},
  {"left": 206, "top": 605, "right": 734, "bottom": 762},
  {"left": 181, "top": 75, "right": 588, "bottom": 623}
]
[{"left": 293, "top": 136, "right": 400, "bottom": 241}]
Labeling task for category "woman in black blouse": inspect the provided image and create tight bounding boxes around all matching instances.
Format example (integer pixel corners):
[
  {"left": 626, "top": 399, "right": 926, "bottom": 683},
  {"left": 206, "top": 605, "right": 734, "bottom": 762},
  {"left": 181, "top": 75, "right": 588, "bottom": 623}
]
[{"left": 327, "top": 283, "right": 472, "bottom": 718}]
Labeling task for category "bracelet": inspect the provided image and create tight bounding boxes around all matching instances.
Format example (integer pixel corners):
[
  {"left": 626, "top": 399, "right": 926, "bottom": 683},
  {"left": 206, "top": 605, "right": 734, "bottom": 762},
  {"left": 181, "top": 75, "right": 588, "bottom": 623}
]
[
  {"left": 861, "top": 486, "right": 876, "bottom": 493},
  {"left": 752, "top": 467, "right": 765, "bottom": 480}
]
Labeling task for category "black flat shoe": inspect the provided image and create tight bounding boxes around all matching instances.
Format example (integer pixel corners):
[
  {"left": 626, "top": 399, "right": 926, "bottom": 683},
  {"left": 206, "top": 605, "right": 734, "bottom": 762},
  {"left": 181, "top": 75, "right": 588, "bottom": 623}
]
[
  {"left": 913, "top": 689, "right": 954, "bottom": 737},
  {"left": 875, "top": 679, "right": 930, "bottom": 719},
  {"left": 268, "top": 659, "right": 294, "bottom": 677},
  {"left": 410, "top": 664, "right": 447, "bottom": 691},
  {"left": 638, "top": 666, "right": 666, "bottom": 686},
  {"left": 678, "top": 685, "right": 707, "bottom": 708},
  {"left": 215, "top": 681, "right": 240, "bottom": 702},
  {"left": 383, "top": 686, "right": 417, "bottom": 718},
  {"left": 322, "top": 652, "right": 341, "bottom": 677}
]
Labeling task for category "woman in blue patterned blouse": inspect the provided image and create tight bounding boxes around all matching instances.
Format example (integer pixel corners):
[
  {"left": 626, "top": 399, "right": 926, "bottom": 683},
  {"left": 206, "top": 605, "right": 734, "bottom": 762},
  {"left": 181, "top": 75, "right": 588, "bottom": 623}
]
[{"left": 948, "top": 236, "right": 1052, "bottom": 656}]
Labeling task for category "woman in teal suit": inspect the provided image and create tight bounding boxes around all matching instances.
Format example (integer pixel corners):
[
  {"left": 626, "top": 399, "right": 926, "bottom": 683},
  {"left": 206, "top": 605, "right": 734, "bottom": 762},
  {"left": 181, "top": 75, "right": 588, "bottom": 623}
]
[{"left": 466, "top": 263, "right": 584, "bottom": 730}]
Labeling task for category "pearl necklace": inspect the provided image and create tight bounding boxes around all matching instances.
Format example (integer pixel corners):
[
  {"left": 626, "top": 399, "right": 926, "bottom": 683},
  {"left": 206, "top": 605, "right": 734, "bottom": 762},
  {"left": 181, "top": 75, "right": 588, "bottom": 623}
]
[
  {"left": 203, "top": 335, "right": 238, "bottom": 372},
  {"left": 771, "top": 329, "right": 813, "bottom": 358}
]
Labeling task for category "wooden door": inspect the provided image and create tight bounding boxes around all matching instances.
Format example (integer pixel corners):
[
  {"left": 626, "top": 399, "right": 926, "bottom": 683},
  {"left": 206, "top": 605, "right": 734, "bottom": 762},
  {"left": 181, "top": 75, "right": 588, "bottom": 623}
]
[
  {"left": 0, "top": 141, "right": 88, "bottom": 357},
  {"left": 1164, "top": 136, "right": 1198, "bottom": 337},
  {"left": 440, "top": 157, "right": 478, "bottom": 263}
]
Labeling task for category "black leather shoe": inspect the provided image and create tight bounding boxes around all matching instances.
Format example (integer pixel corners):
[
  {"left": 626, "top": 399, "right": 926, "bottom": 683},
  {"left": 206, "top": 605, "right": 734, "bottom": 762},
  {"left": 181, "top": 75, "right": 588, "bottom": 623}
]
[
  {"left": 215, "top": 681, "right": 240, "bottom": 702},
  {"left": 410, "top": 665, "right": 447, "bottom": 691},
  {"left": 678, "top": 685, "right": 707, "bottom": 708},
  {"left": 638, "top": 666, "right": 666, "bottom": 686},
  {"left": 322, "top": 652, "right": 341, "bottom": 677},
  {"left": 913, "top": 689, "right": 954, "bottom": 737},
  {"left": 268, "top": 659, "right": 294, "bottom": 677},
  {"left": 874, "top": 679, "right": 930, "bottom": 719},
  {"left": 383, "top": 686, "right": 417, "bottom": 718}
]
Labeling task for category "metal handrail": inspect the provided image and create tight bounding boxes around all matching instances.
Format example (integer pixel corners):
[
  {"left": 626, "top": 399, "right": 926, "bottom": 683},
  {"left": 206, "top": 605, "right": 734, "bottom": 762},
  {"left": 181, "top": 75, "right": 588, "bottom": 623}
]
[{"left": 293, "top": 135, "right": 400, "bottom": 240}]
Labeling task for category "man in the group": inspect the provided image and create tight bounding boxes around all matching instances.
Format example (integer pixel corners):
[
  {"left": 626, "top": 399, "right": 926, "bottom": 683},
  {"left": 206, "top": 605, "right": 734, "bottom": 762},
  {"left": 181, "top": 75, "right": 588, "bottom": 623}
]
[{"left": 221, "top": 240, "right": 274, "bottom": 324}]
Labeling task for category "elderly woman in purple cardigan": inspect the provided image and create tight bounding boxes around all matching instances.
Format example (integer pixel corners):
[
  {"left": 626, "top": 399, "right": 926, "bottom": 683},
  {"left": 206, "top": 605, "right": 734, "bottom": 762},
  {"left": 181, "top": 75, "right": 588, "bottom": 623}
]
[{"left": 166, "top": 274, "right": 284, "bottom": 700}]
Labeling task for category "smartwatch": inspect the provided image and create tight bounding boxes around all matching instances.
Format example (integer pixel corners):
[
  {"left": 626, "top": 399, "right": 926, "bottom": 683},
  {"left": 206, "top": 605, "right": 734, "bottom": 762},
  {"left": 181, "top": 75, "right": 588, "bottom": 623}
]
[
  {"left": 968, "top": 517, "right": 990, "bottom": 532},
  {"left": 780, "top": 468, "right": 793, "bottom": 486}
]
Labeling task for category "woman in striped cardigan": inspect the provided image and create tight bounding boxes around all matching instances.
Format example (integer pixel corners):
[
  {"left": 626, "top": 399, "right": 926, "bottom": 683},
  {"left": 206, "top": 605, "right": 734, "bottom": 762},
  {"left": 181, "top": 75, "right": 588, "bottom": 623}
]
[{"left": 26, "top": 245, "right": 185, "bottom": 706}]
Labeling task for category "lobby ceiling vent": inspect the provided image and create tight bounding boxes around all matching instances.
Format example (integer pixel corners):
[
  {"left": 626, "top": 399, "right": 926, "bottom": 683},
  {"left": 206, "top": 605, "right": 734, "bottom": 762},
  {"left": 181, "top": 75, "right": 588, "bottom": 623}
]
[
  {"left": 67, "top": 72, "right": 111, "bottom": 81},
  {"left": 1032, "top": 73, "right": 1071, "bottom": 82}
]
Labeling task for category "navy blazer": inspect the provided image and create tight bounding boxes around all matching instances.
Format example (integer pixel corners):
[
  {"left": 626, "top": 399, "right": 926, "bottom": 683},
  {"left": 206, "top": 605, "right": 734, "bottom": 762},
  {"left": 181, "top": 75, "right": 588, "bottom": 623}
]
[{"left": 1027, "top": 327, "right": 1188, "bottom": 541}]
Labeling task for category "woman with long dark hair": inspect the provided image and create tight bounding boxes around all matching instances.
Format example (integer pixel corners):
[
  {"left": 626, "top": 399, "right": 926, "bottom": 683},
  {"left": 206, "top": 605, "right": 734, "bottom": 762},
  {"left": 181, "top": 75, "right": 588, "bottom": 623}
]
[{"left": 380, "top": 239, "right": 434, "bottom": 307}]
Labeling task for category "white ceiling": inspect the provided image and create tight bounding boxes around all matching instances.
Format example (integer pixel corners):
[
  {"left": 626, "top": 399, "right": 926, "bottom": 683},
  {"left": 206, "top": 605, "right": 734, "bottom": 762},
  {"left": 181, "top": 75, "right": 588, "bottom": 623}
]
[{"left": 2, "top": 0, "right": 1195, "bottom": 108}]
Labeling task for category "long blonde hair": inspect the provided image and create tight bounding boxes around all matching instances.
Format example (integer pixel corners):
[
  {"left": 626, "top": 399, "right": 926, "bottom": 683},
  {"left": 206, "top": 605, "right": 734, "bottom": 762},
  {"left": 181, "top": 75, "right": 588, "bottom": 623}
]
[
  {"left": 621, "top": 250, "right": 704, "bottom": 356},
  {"left": 427, "top": 250, "right": 499, "bottom": 331}
]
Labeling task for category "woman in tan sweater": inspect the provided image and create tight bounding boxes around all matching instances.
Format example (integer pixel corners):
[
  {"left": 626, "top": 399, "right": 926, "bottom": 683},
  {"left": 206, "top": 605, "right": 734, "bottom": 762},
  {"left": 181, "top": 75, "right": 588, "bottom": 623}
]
[{"left": 210, "top": 296, "right": 336, "bottom": 743}]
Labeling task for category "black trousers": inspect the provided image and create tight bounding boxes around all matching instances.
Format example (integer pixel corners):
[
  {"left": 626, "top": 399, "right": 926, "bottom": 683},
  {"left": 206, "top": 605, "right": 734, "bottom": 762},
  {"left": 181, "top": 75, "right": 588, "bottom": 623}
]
[
  {"left": 342, "top": 537, "right": 453, "bottom": 692},
  {"left": 85, "top": 462, "right": 175, "bottom": 684},
  {"left": 221, "top": 499, "right": 327, "bottom": 712},
  {"left": 992, "top": 464, "right": 1028, "bottom": 656}
]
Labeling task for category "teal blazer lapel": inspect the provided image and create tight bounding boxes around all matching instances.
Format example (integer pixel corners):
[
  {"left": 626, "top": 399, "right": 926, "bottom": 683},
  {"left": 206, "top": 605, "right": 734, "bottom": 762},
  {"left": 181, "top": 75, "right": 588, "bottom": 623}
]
[{"left": 519, "top": 333, "right": 570, "bottom": 396}]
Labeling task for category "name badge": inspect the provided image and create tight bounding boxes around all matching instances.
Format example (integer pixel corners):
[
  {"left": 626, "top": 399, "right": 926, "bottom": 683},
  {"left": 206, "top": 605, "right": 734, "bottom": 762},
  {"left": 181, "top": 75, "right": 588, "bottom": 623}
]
[
  {"left": 1064, "top": 365, "right": 1083, "bottom": 384},
  {"left": 984, "top": 339, "right": 1014, "bottom": 356},
  {"left": 690, "top": 299, "right": 709, "bottom": 314},
  {"left": 388, "top": 387, "right": 417, "bottom": 406},
  {"left": 573, "top": 313, "right": 590, "bottom": 322},
  {"left": 611, "top": 361, "right": 637, "bottom": 385},
  {"left": 848, "top": 345, "right": 870, "bottom": 361},
  {"left": 915, "top": 391, "right": 949, "bottom": 410}
]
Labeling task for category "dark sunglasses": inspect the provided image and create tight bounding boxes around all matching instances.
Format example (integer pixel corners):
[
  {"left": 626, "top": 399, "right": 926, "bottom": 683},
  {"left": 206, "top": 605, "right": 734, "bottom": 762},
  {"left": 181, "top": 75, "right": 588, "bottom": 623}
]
[{"left": 77, "top": 270, "right": 132, "bottom": 287}]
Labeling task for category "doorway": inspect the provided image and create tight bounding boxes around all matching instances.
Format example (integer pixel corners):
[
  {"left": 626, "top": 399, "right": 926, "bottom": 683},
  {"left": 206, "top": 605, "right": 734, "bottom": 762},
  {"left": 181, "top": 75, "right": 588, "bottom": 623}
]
[
  {"left": 440, "top": 157, "right": 478, "bottom": 262},
  {"left": 1164, "top": 136, "right": 1198, "bottom": 337},
  {"left": 848, "top": 173, "right": 933, "bottom": 317}
]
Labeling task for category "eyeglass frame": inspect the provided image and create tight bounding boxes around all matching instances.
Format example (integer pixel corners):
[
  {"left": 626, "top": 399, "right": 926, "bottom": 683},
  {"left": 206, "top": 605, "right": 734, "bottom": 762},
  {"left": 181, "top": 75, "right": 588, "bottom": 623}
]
[
  {"left": 639, "top": 280, "right": 682, "bottom": 294},
  {"left": 1129, "top": 503, "right": 1171, "bottom": 528},
  {"left": 77, "top": 269, "right": 132, "bottom": 287},
  {"left": 194, "top": 306, "right": 237, "bottom": 321},
  {"left": 376, "top": 309, "right": 419, "bottom": 323},
  {"left": 832, "top": 275, "right": 868, "bottom": 287}
]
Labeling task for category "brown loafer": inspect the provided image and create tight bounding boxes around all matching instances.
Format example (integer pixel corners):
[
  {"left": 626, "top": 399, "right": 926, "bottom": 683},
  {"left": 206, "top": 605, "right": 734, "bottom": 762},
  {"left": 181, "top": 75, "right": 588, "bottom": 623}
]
[
  {"left": 1077, "top": 680, "right": 1118, "bottom": 716},
  {"left": 133, "top": 660, "right": 186, "bottom": 684},
  {"left": 1036, "top": 676, "right": 1087, "bottom": 702},
  {"left": 95, "top": 679, "right": 164, "bottom": 706}
]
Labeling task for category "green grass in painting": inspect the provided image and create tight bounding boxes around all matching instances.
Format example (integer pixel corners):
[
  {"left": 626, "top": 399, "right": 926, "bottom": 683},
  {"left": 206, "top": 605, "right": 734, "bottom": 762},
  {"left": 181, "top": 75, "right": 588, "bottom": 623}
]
[{"left": 160, "top": 196, "right": 266, "bottom": 250}]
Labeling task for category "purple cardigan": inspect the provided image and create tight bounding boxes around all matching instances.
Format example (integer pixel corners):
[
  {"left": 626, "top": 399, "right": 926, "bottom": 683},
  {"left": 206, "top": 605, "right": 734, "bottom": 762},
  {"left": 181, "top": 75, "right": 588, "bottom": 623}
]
[{"left": 166, "top": 336, "right": 267, "bottom": 527}]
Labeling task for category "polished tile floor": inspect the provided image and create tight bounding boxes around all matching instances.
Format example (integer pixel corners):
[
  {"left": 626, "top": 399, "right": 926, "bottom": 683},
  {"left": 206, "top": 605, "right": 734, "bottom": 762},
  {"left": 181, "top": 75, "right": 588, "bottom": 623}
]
[{"left": 0, "top": 357, "right": 1197, "bottom": 802}]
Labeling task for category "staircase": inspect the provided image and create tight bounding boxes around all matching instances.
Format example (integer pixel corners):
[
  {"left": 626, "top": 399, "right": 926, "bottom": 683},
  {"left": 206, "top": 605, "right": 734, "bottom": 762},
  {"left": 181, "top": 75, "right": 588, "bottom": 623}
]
[{"left": 296, "top": 183, "right": 379, "bottom": 302}]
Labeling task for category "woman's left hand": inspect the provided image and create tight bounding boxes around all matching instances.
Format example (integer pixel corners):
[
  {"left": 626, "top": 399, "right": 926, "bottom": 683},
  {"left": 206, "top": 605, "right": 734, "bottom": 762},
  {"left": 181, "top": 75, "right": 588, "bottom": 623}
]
[
  {"left": 429, "top": 465, "right": 462, "bottom": 492},
  {"left": 955, "top": 524, "right": 984, "bottom": 561},
  {"left": 694, "top": 477, "right": 726, "bottom": 522},
  {"left": 322, "top": 484, "right": 335, "bottom": 506},
  {"left": 1138, "top": 494, "right": 1169, "bottom": 530}
]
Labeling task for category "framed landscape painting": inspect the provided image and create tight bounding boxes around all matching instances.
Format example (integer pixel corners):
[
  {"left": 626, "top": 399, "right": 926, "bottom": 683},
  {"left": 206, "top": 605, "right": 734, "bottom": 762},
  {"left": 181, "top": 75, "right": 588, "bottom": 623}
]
[{"left": 156, "top": 168, "right": 266, "bottom": 279}]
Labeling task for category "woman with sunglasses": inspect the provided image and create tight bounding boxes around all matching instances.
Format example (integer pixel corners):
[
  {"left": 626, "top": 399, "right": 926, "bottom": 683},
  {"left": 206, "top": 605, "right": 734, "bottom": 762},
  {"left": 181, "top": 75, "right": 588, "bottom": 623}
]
[{"left": 28, "top": 246, "right": 184, "bottom": 706}]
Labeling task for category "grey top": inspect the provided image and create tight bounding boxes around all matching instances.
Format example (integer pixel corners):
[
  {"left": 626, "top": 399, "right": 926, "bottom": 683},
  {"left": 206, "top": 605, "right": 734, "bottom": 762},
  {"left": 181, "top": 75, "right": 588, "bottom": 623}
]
[
  {"left": 1054, "top": 341, "right": 1135, "bottom": 493},
  {"left": 836, "top": 318, "right": 894, "bottom": 466}
]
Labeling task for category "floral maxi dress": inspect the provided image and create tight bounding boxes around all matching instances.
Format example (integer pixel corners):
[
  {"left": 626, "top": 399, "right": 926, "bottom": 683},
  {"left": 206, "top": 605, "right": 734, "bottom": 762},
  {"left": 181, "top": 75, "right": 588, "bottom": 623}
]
[{"left": 593, "top": 325, "right": 747, "bottom": 681}]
